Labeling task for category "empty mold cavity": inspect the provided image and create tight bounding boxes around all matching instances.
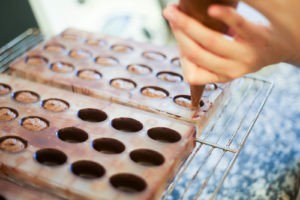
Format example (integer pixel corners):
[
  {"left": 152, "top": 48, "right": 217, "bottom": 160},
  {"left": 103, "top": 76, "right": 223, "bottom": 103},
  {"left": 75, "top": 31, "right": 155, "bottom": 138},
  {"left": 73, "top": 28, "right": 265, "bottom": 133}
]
[
  {"left": 130, "top": 149, "right": 165, "bottom": 166},
  {"left": 111, "top": 117, "right": 143, "bottom": 133},
  {"left": 69, "top": 49, "right": 91, "bottom": 59},
  {"left": 71, "top": 160, "right": 105, "bottom": 179},
  {"left": 110, "top": 173, "right": 147, "bottom": 193},
  {"left": 21, "top": 116, "right": 49, "bottom": 131},
  {"left": 171, "top": 57, "right": 181, "bottom": 67},
  {"left": 50, "top": 62, "right": 75, "bottom": 73},
  {"left": 13, "top": 90, "right": 40, "bottom": 104},
  {"left": 92, "top": 138, "right": 125, "bottom": 154},
  {"left": 142, "top": 51, "right": 166, "bottom": 61},
  {"left": 0, "top": 83, "right": 11, "bottom": 96},
  {"left": 127, "top": 64, "right": 152, "bottom": 75},
  {"left": 57, "top": 127, "right": 88, "bottom": 143},
  {"left": 95, "top": 56, "right": 119, "bottom": 66},
  {"left": 44, "top": 43, "right": 66, "bottom": 53},
  {"left": 147, "top": 127, "right": 181, "bottom": 143},
  {"left": 25, "top": 55, "right": 48, "bottom": 65},
  {"left": 85, "top": 38, "right": 107, "bottom": 47},
  {"left": 157, "top": 71, "right": 183, "bottom": 83},
  {"left": 111, "top": 44, "right": 133, "bottom": 53},
  {"left": 140, "top": 86, "right": 169, "bottom": 98},
  {"left": 0, "top": 136, "right": 27, "bottom": 153},
  {"left": 42, "top": 98, "right": 69, "bottom": 112},
  {"left": 173, "top": 95, "right": 204, "bottom": 109},
  {"left": 77, "top": 108, "right": 107, "bottom": 122},
  {"left": 0, "top": 107, "right": 18, "bottom": 121},
  {"left": 77, "top": 69, "right": 102, "bottom": 80},
  {"left": 35, "top": 148, "right": 67, "bottom": 166},
  {"left": 110, "top": 78, "right": 137, "bottom": 90}
]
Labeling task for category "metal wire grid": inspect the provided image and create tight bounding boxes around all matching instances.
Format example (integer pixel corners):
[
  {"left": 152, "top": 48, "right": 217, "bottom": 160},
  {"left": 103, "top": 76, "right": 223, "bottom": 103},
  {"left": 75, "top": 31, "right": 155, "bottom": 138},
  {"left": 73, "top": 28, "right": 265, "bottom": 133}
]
[{"left": 0, "top": 29, "right": 273, "bottom": 200}]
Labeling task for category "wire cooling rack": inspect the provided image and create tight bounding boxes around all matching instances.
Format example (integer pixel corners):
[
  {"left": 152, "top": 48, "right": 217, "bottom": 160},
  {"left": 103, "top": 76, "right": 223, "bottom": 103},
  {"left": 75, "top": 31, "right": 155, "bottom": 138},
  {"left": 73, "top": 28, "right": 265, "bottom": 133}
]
[{"left": 0, "top": 29, "right": 273, "bottom": 200}]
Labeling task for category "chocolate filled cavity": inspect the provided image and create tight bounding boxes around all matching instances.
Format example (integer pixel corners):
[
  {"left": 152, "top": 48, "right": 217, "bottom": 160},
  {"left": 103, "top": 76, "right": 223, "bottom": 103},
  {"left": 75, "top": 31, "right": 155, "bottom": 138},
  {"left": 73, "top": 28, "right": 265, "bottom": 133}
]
[
  {"left": 57, "top": 127, "right": 88, "bottom": 143},
  {"left": 127, "top": 64, "right": 152, "bottom": 75},
  {"left": 0, "top": 136, "right": 27, "bottom": 153},
  {"left": 25, "top": 55, "right": 48, "bottom": 65},
  {"left": 77, "top": 70, "right": 102, "bottom": 80},
  {"left": 111, "top": 44, "right": 133, "bottom": 53},
  {"left": 61, "top": 33, "right": 79, "bottom": 41},
  {"left": 110, "top": 78, "right": 136, "bottom": 90},
  {"left": 142, "top": 51, "right": 166, "bottom": 61},
  {"left": 69, "top": 49, "right": 91, "bottom": 59},
  {"left": 111, "top": 117, "right": 143, "bottom": 132},
  {"left": 171, "top": 57, "right": 181, "bottom": 67},
  {"left": 86, "top": 38, "right": 107, "bottom": 47},
  {"left": 71, "top": 160, "right": 105, "bottom": 179},
  {"left": 147, "top": 127, "right": 182, "bottom": 143},
  {"left": 157, "top": 71, "right": 183, "bottom": 83},
  {"left": 35, "top": 148, "right": 67, "bottom": 166},
  {"left": 78, "top": 108, "right": 107, "bottom": 122},
  {"left": 129, "top": 149, "right": 165, "bottom": 166},
  {"left": 0, "top": 83, "right": 11, "bottom": 96},
  {"left": 110, "top": 173, "right": 147, "bottom": 193},
  {"left": 141, "top": 86, "right": 169, "bottom": 98},
  {"left": 0, "top": 107, "right": 18, "bottom": 121},
  {"left": 21, "top": 116, "right": 49, "bottom": 131},
  {"left": 13, "top": 91, "right": 40, "bottom": 104},
  {"left": 44, "top": 43, "right": 66, "bottom": 53},
  {"left": 95, "top": 56, "right": 119, "bottom": 66},
  {"left": 50, "top": 62, "right": 74, "bottom": 73},
  {"left": 42, "top": 98, "right": 69, "bottom": 112},
  {"left": 173, "top": 95, "right": 204, "bottom": 109},
  {"left": 92, "top": 138, "right": 125, "bottom": 154}
]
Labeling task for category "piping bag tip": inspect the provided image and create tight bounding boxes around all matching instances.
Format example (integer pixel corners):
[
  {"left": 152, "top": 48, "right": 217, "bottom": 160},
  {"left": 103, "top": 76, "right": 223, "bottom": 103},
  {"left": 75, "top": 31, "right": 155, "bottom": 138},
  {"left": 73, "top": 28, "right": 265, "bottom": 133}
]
[{"left": 190, "top": 85, "right": 205, "bottom": 109}]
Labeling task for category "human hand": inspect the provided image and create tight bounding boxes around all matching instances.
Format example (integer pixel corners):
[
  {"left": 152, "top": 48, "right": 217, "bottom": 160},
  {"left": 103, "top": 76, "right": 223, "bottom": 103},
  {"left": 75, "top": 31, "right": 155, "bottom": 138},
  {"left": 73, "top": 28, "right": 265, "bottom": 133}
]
[{"left": 163, "top": 1, "right": 300, "bottom": 85}]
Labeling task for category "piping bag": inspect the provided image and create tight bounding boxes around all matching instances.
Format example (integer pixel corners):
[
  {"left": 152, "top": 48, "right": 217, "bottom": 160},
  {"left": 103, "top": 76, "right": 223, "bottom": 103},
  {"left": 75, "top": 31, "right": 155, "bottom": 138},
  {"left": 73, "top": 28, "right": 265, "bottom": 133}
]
[{"left": 178, "top": 0, "right": 238, "bottom": 109}]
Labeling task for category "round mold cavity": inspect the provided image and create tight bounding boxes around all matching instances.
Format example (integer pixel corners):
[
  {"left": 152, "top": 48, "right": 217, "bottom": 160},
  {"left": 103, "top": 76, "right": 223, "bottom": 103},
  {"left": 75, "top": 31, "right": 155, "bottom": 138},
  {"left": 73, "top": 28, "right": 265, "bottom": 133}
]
[
  {"left": 111, "top": 117, "right": 143, "bottom": 133},
  {"left": 57, "top": 127, "right": 88, "bottom": 143},
  {"left": 21, "top": 116, "right": 49, "bottom": 132},
  {"left": 126, "top": 64, "right": 152, "bottom": 75},
  {"left": 140, "top": 86, "right": 169, "bottom": 98},
  {"left": 111, "top": 44, "right": 133, "bottom": 53},
  {"left": 92, "top": 138, "right": 125, "bottom": 154},
  {"left": 42, "top": 98, "right": 69, "bottom": 112},
  {"left": 77, "top": 69, "right": 102, "bottom": 80},
  {"left": 0, "top": 107, "right": 18, "bottom": 121},
  {"left": 171, "top": 57, "right": 181, "bottom": 67},
  {"left": 25, "top": 55, "right": 48, "bottom": 65},
  {"left": 142, "top": 51, "right": 166, "bottom": 61},
  {"left": 0, "top": 136, "right": 28, "bottom": 153},
  {"left": 86, "top": 38, "right": 107, "bottom": 47},
  {"left": 77, "top": 108, "right": 107, "bottom": 122},
  {"left": 35, "top": 148, "right": 67, "bottom": 166},
  {"left": 156, "top": 71, "right": 183, "bottom": 83},
  {"left": 61, "top": 33, "right": 79, "bottom": 41},
  {"left": 110, "top": 173, "right": 147, "bottom": 193},
  {"left": 147, "top": 127, "right": 182, "bottom": 143},
  {"left": 50, "top": 62, "right": 75, "bottom": 73},
  {"left": 13, "top": 90, "right": 40, "bottom": 104},
  {"left": 0, "top": 83, "right": 12, "bottom": 96},
  {"left": 110, "top": 78, "right": 137, "bottom": 90},
  {"left": 44, "top": 43, "right": 66, "bottom": 53},
  {"left": 129, "top": 149, "right": 165, "bottom": 166},
  {"left": 173, "top": 95, "right": 204, "bottom": 109},
  {"left": 69, "top": 49, "right": 91, "bottom": 59},
  {"left": 71, "top": 160, "right": 105, "bottom": 179},
  {"left": 95, "top": 56, "right": 119, "bottom": 66}
]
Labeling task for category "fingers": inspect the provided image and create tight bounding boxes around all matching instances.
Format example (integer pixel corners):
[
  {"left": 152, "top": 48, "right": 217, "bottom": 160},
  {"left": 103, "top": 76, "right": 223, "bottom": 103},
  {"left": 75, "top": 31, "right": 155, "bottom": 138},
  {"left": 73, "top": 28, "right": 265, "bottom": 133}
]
[{"left": 163, "top": 4, "right": 243, "bottom": 59}]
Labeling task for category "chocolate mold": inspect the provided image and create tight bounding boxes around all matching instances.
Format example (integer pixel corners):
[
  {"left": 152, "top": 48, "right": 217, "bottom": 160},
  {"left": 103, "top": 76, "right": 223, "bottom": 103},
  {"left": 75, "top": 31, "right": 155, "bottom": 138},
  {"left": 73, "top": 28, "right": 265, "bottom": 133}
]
[{"left": 0, "top": 74, "right": 195, "bottom": 200}]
